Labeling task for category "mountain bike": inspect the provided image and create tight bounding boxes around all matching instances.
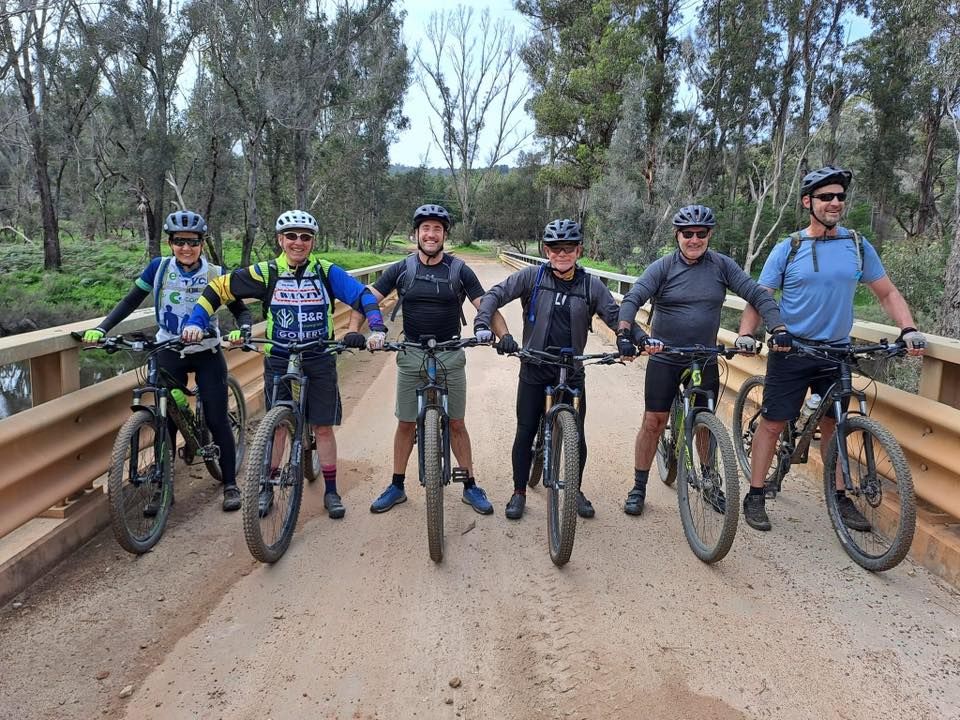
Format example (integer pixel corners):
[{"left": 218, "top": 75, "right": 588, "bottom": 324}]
[
  {"left": 73, "top": 331, "right": 246, "bottom": 554},
  {"left": 238, "top": 336, "right": 349, "bottom": 563},
  {"left": 378, "top": 336, "right": 480, "bottom": 562},
  {"left": 732, "top": 339, "right": 915, "bottom": 571},
  {"left": 507, "top": 347, "right": 621, "bottom": 567},
  {"left": 653, "top": 345, "right": 742, "bottom": 564}
]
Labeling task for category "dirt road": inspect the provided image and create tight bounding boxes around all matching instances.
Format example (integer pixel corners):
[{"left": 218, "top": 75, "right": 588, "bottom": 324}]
[{"left": 2, "top": 258, "right": 959, "bottom": 720}]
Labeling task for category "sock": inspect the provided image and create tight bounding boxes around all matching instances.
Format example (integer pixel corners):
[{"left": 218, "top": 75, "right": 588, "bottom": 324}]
[
  {"left": 321, "top": 464, "right": 337, "bottom": 495},
  {"left": 835, "top": 489, "right": 846, "bottom": 498},
  {"left": 633, "top": 468, "right": 649, "bottom": 490},
  {"left": 513, "top": 483, "right": 526, "bottom": 495},
  {"left": 464, "top": 475, "right": 476, "bottom": 490},
  {"left": 392, "top": 473, "right": 405, "bottom": 489},
  {"left": 749, "top": 485, "right": 765, "bottom": 496}
]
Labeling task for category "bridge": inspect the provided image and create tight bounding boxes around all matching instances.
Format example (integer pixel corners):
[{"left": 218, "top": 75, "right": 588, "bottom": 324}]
[{"left": 1, "top": 255, "right": 959, "bottom": 719}]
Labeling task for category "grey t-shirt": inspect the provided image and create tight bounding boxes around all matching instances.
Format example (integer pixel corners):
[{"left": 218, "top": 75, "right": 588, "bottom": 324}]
[{"left": 619, "top": 250, "right": 781, "bottom": 360}]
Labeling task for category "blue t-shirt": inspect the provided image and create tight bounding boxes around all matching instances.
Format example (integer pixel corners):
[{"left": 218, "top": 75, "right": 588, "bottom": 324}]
[{"left": 758, "top": 226, "right": 885, "bottom": 342}]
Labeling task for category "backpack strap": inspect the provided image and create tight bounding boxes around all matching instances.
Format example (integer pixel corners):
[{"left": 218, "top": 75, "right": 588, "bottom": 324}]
[
  {"left": 850, "top": 229, "right": 863, "bottom": 280},
  {"left": 390, "top": 253, "right": 467, "bottom": 326},
  {"left": 447, "top": 255, "right": 467, "bottom": 326},
  {"left": 152, "top": 257, "right": 172, "bottom": 325},
  {"left": 781, "top": 231, "right": 806, "bottom": 288}
]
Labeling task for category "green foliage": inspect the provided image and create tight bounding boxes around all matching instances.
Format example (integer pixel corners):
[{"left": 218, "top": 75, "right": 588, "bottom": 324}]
[{"left": 875, "top": 235, "right": 947, "bottom": 326}]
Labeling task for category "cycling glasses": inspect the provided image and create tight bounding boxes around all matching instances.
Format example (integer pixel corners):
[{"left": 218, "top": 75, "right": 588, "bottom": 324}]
[
  {"left": 170, "top": 237, "right": 202, "bottom": 247},
  {"left": 282, "top": 231, "right": 315, "bottom": 242},
  {"left": 679, "top": 229, "right": 710, "bottom": 239},
  {"left": 545, "top": 244, "right": 579, "bottom": 255},
  {"left": 812, "top": 192, "right": 846, "bottom": 202}
]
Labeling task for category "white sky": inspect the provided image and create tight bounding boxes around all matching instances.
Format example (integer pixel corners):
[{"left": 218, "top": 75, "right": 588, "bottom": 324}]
[{"left": 388, "top": 0, "right": 537, "bottom": 168}]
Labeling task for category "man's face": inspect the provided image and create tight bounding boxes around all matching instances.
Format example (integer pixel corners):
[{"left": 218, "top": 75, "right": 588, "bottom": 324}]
[
  {"left": 544, "top": 242, "right": 582, "bottom": 272},
  {"left": 676, "top": 226, "right": 711, "bottom": 262},
  {"left": 278, "top": 229, "right": 315, "bottom": 265},
  {"left": 803, "top": 182, "right": 846, "bottom": 227},
  {"left": 417, "top": 220, "right": 446, "bottom": 255}
]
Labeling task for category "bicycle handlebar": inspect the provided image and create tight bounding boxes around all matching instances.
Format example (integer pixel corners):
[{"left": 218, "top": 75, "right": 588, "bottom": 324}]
[
  {"left": 71, "top": 330, "right": 213, "bottom": 354},
  {"left": 785, "top": 338, "right": 906, "bottom": 361},
  {"left": 378, "top": 336, "right": 483, "bottom": 353},
  {"left": 657, "top": 344, "right": 745, "bottom": 359},
  {"left": 237, "top": 336, "right": 349, "bottom": 354},
  {"left": 504, "top": 347, "right": 622, "bottom": 366}
]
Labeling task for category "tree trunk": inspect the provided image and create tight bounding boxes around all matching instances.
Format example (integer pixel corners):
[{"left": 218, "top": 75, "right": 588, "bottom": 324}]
[
  {"left": 242, "top": 134, "right": 262, "bottom": 267},
  {"left": 940, "top": 221, "right": 960, "bottom": 338},
  {"left": 916, "top": 102, "right": 942, "bottom": 237}
]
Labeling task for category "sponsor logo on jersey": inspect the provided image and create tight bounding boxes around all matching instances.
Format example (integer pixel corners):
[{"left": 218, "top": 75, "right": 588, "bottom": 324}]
[{"left": 276, "top": 308, "right": 295, "bottom": 328}]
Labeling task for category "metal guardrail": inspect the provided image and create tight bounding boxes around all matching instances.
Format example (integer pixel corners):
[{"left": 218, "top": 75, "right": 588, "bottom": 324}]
[
  {"left": 499, "top": 250, "right": 960, "bottom": 521},
  {"left": 0, "top": 261, "right": 395, "bottom": 541}
]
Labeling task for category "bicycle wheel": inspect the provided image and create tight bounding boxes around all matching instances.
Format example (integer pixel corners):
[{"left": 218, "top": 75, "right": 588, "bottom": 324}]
[
  {"left": 823, "top": 415, "right": 915, "bottom": 571},
  {"left": 421, "top": 407, "right": 445, "bottom": 562},
  {"left": 546, "top": 410, "right": 580, "bottom": 567},
  {"left": 732, "top": 375, "right": 785, "bottom": 494},
  {"left": 202, "top": 375, "right": 247, "bottom": 481},
  {"left": 676, "top": 411, "right": 740, "bottom": 563},
  {"left": 528, "top": 424, "right": 544, "bottom": 487},
  {"left": 107, "top": 410, "right": 173, "bottom": 554},
  {"left": 655, "top": 397, "right": 679, "bottom": 486},
  {"left": 242, "top": 406, "right": 303, "bottom": 563},
  {"left": 302, "top": 427, "right": 321, "bottom": 483}
]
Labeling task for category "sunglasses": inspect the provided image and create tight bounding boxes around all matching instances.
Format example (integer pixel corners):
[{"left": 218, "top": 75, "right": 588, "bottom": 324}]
[
  {"left": 282, "top": 231, "right": 315, "bottom": 242},
  {"left": 679, "top": 229, "right": 709, "bottom": 239},
  {"left": 812, "top": 192, "right": 846, "bottom": 202},
  {"left": 546, "top": 244, "right": 578, "bottom": 255},
  {"left": 170, "top": 237, "right": 202, "bottom": 247}
]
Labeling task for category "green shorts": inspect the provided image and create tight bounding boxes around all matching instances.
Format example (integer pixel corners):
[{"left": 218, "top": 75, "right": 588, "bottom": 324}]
[{"left": 395, "top": 348, "right": 467, "bottom": 422}]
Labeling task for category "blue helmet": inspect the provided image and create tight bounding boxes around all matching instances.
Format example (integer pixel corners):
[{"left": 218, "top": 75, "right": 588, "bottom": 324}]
[
  {"left": 542, "top": 219, "right": 583, "bottom": 244},
  {"left": 163, "top": 210, "right": 208, "bottom": 235},
  {"left": 413, "top": 204, "right": 451, "bottom": 230},
  {"left": 672, "top": 204, "right": 716, "bottom": 228}
]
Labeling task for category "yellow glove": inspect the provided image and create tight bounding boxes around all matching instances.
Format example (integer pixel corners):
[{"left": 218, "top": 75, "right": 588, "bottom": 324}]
[{"left": 83, "top": 329, "right": 105, "bottom": 344}]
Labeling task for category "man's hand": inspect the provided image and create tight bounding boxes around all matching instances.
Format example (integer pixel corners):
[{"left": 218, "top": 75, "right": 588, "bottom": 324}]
[
  {"left": 641, "top": 337, "right": 664, "bottom": 355},
  {"left": 181, "top": 325, "right": 204, "bottom": 344},
  {"left": 497, "top": 334, "right": 519, "bottom": 355},
  {"left": 474, "top": 325, "right": 494, "bottom": 344},
  {"left": 226, "top": 325, "right": 250, "bottom": 346},
  {"left": 616, "top": 331, "right": 636, "bottom": 360},
  {"left": 342, "top": 331, "right": 366, "bottom": 349},
  {"left": 899, "top": 327, "right": 927, "bottom": 356},
  {"left": 82, "top": 329, "right": 104, "bottom": 344},
  {"left": 769, "top": 327, "right": 793, "bottom": 352},
  {"left": 366, "top": 331, "right": 386, "bottom": 351},
  {"left": 735, "top": 334, "right": 757, "bottom": 354}
]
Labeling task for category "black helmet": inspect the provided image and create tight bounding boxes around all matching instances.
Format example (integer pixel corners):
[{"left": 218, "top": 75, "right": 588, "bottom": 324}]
[
  {"left": 413, "top": 204, "right": 451, "bottom": 230},
  {"left": 164, "top": 210, "right": 208, "bottom": 236},
  {"left": 542, "top": 219, "right": 583, "bottom": 244},
  {"left": 801, "top": 165, "right": 852, "bottom": 196},
  {"left": 672, "top": 204, "right": 716, "bottom": 228}
]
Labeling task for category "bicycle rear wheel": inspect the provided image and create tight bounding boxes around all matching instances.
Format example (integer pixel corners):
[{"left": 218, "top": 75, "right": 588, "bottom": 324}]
[
  {"left": 732, "top": 375, "right": 786, "bottom": 495},
  {"left": 655, "top": 397, "right": 679, "bottom": 486},
  {"left": 202, "top": 375, "right": 247, "bottom": 481},
  {"left": 423, "top": 407, "right": 444, "bottom": 562},
  {"left": 242, "top": 406, "right": 303, "bottom": 563},
  {"left": 823, "top": 415, "right": 915, "bottom": 571},
  {"left": 528, "top": 425, "right": 544, "bottom": 487},
  {"left": 677, "top": 411, "right": 739, "bottom": 564},
  {"left": 107, "top": 410, "right": 173, "bottom": 554},
  {"left": 546, "top": 410, "right": 580, "bottom": 567}
]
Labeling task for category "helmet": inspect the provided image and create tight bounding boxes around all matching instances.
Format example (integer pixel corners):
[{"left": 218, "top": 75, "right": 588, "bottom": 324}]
[
  {"left": 163, "top": 210, "right": 208, "bottom": 235},
  {"left": 542, "top": 219, "right": 583, "bottom": 244},
  {"left": 672, "top": 204, "right": 716, "bottom": 228},
  {"left": 413, "top": 204, "right": 451, "bottom": 230},
  {"left": 800, "top": 165, "right": 852, "bottom": 196},
  {"left": 276, "top": 210, "right": 319, "bottom": 233}
]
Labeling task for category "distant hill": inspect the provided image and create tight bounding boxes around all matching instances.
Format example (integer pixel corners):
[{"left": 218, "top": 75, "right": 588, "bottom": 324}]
[{"left": 389, "top": 164, "right": 513, "bottom": 176}]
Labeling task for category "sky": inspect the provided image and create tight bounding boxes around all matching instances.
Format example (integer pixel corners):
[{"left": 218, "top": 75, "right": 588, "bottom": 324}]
[{"left": 388, "top": 0, "right": 537, "bottom": 168}]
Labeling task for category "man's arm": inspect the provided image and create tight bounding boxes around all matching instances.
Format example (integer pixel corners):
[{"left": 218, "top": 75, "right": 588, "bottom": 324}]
[
  {"left": 474, "top": 267, "right": 534, "bottom": 330},
  {"left": 738, "top": 287, "right": 774, "bottom": 336},
  {"left": 470, "top": 297, "right": 508, "bottom": 337},
  {"left": 867, "top": 276, "right": 926, "bottom": 356},
  {"left": 617, "top": 263, "right": 662, "bottom": 331}
]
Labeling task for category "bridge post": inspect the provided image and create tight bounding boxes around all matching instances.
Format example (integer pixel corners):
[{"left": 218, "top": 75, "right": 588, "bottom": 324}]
[
  {"left": 28, "top": 348, "right": 80, "bottom": 406},
  {"left": 919, "top": 356, "right": 960, "bottom": 410}
]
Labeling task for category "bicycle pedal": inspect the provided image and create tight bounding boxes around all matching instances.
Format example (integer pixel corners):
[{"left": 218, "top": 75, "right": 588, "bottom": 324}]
[{"left": 451, "top": 467, "right": 469, "bottom": 484}]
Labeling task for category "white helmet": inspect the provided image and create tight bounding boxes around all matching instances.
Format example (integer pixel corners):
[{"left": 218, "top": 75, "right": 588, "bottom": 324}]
[{"left": 276, "top": 210, "right": 319, "bottom": 233}]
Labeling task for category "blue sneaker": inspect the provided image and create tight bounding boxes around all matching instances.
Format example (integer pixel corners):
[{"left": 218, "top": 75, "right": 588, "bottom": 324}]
[
  {"left": 462, "top": 484, "right": 493, "bottom": 515},
  {"left": 370, "top": 484, "right": 407, "bottom": 513}
]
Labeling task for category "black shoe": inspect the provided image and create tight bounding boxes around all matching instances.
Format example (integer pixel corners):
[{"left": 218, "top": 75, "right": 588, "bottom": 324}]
[
  {"left": 576, "top": 491, "right": 595, "bottom": 518},
  {"left": 836, "top": 494, "right": 871, "bottom": 531},
  {"left": 324, "top": 492, "right": 346, "bottom": 520},
  {"left": 505, "top": 492, "right": 526, "bottom": 519},
  {"left": 258, "top": 486, "right": 274, "bottom": 518},
  {"left": 743, "top": 493, "right": 771, "bottom": 531},
  {"left": 222, "top": 484, "right": 241, "bottom": 512},
  {"left": 624, "top": 486, "right": 645, "bottom": 516}
]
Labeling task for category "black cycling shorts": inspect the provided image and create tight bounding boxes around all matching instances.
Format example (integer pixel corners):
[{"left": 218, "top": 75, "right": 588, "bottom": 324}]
[
  {"left": 644, "top": 358, "right": 719, "bottom": 413},
  {"left": 761, "top": 347, "right": 850, "bottom": 422},
  {"left": 263, "top": 354, "right": 342, "bottom": 427}
]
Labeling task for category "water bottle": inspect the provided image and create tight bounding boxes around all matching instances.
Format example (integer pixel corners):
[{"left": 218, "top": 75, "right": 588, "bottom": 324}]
[
  {"left": 170, "top": 388, "right": 197, "bottom": 428},
  {"left": 799, "top": 393, "right": 821, "bottom": 426}
]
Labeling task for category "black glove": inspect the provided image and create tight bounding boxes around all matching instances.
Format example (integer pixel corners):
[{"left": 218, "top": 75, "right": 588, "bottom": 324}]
[
  {"left": 342, "top": 331, "right": 366, "bottom": 349},
  {"left": 616, "top": 330, "right": 636, "bottom": 357},
  {"left": 497, "top": 334, "right": 520, "bottom": 355},
  {"left": 769, "top": 328, "right": 793, "bottom": 350}
]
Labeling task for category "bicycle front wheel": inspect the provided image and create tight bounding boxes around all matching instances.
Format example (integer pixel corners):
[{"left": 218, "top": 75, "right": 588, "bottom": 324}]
[
  {"left": 677, "top": 412, "right": 740, "bottom": 564},
  {"left": 528, "top": 425, "right": 544, "bottom": 487},
  {"left": 203, "top": 375, "right": 247, "bottom": 481},
  {"left": 546, "top": 410, "right": 580, "bottom": 567},
  {"left": 823, "top": 415, "right": 915, "bottom": 572},
  {"left": 423, "top": 407, "right": 444, "bottom": 563},
  {"left": 242, "top": 406, "right": 303, "bottom": 563},
  {"left": 655, "top": 397, "right": 679, "bottom": 486},
  {"left": 107, "top": 410, "right": 173, "bottom": 554},
  {"left": 732, "top": 375, "right": 785, "bottom": 494}
]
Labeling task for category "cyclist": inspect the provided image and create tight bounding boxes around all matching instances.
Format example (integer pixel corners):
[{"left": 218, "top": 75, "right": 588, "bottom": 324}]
[
  {"left": 615, "top": 204, "right": 786, "bottom": 516},
  {"left": 738, "top": 165, "right": 927, "bottom": 531},
  {"left": 365, "top": 204, "right": 508, "bottom": 515},
  {"left": 182, "top": 209, "right": 388, "bottom": 520},
  {"left": 82, "top": 210, "right": 252, "bottom": 513},
  {"left": 474, "top": 218, "right": 639, "bottom": 520}
]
